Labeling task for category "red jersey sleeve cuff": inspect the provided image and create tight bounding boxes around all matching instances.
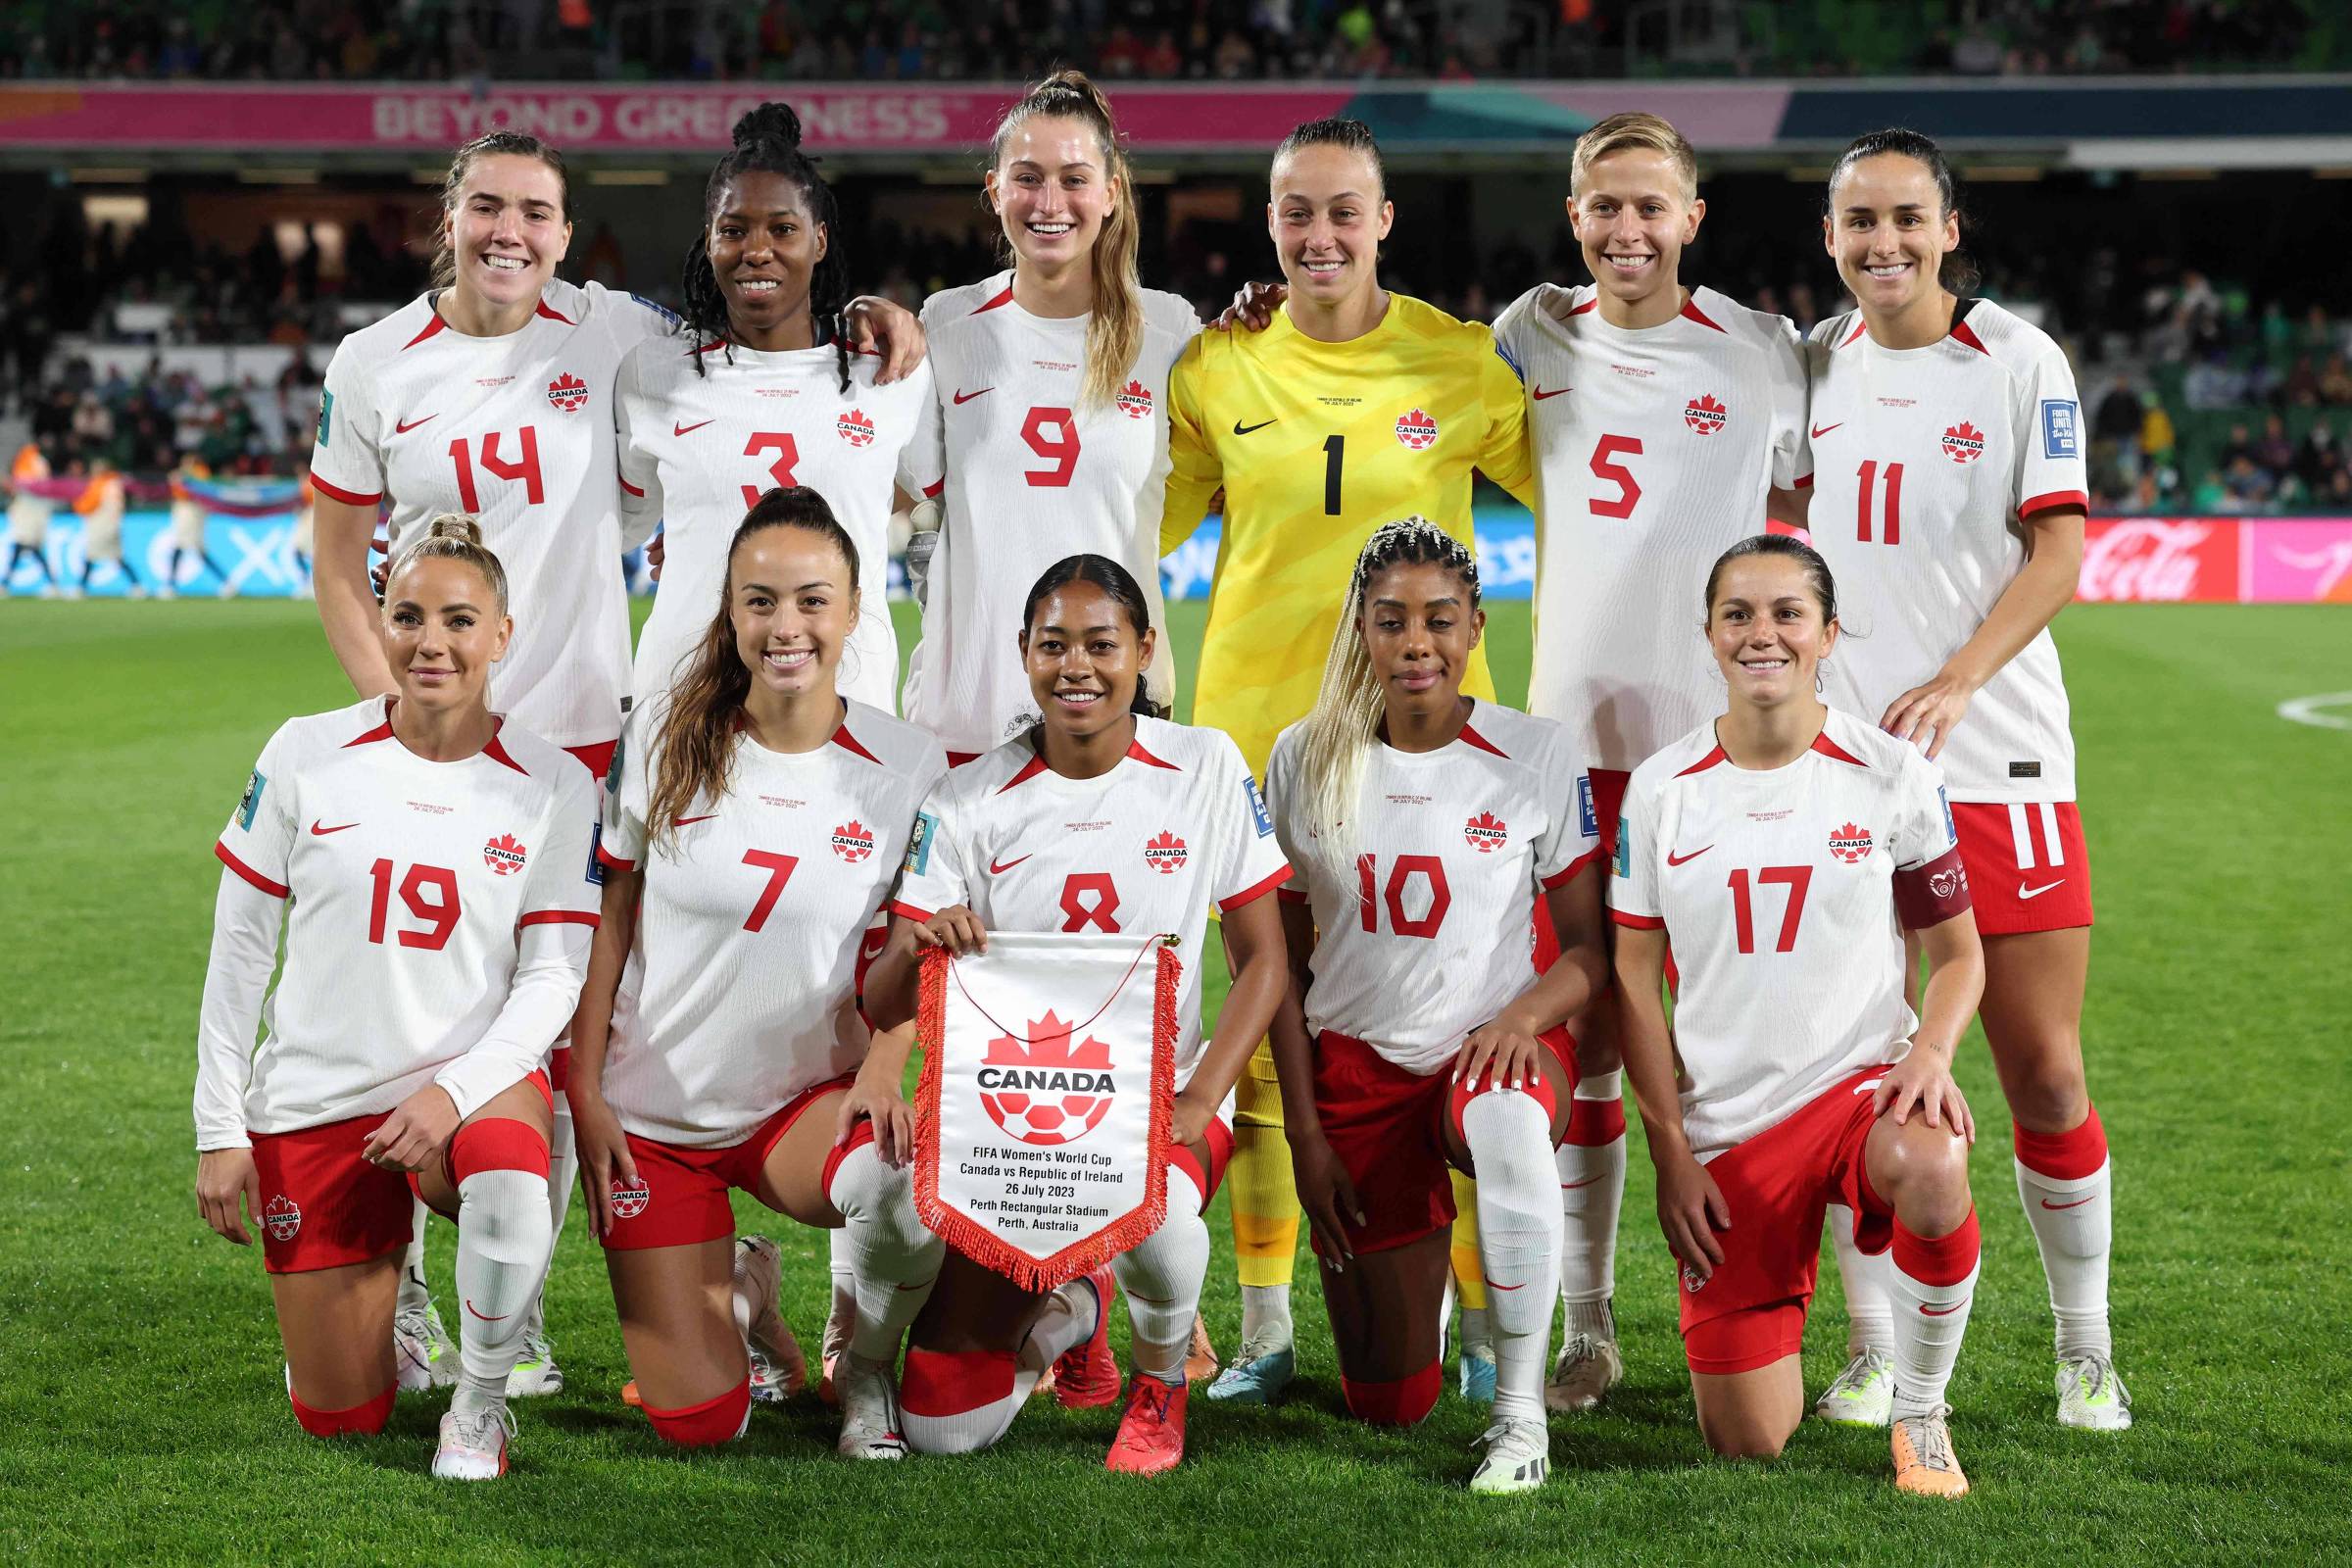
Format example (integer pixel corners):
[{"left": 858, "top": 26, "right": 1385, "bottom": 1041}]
[
  {"left": 519, "top": 908, "right": 600, "bottom": 928},
  {"left": 307, "top": 472, "right": 381, "bottom": 509},
  {"left": 215, "top": 840, "right": 290, "bottom": 899},
  {"left": 596, "top": 843, "right": 637, "bottom": 873},
  {"left": 2019, "top": 488, "right": 2088, "bottom": 518},
  {"left": 1542, "top": 846, "right": 1600, "bottom": 889},
  {"left": 1790, "top": 472, "right": 1814, "bottom": 489},
  {"left": 1218, "top": 864, "right": 1291, "bottom": 912},
  {"left": 887, "top": 899, "right": 936, "bottom": 924},
  {"left": 1608, "top": 908, "right": 1665, "bottom": 930}
]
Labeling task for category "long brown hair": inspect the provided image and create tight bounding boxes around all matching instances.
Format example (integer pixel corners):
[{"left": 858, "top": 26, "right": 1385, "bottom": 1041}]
[
  {"left": 647, "top": 486, "right": 861, "bottom": 855},
  {"left": 430, "top": 131, "right": 571, "bottom": 291},
  {"left": 989, "top": 71, "right": 1142, "bottom": 412}
]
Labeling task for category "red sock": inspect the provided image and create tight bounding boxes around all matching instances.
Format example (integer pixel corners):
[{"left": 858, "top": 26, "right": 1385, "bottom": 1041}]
[
  {"left": 2013, "top": 1103, "right": 2107, "bottom": 1182},
  {"left": 1341, "top": 1361, "right": 1442, "bottom": 1427},
  {"left": 644, "top": 1380, "right": 752, "bottom": 1446},
  {"left": 289, "top": 1383, "right": 395, "bottom": 1437}
]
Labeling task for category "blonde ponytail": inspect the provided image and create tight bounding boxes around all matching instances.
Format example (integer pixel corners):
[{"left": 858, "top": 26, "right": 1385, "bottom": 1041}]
[{"left": 386, "top": 512, "right": 510, "bottom": 612}]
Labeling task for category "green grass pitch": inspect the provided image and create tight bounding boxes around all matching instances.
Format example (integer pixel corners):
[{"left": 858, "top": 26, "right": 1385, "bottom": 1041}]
[{"left": 2, "top": 597, "right": 2346, "bottom": 1564}]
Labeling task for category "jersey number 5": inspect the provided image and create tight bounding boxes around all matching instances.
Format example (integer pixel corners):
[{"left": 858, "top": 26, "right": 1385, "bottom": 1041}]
[
  {"left": 1357, "top": 854, "right": 1450, "bottom": 938},
  {"left": 1727, "top": 864, "right": 1812, "bottom": 954},
  {"left": 1590, "top": 435, "right": 1642, "bottom": 519}
]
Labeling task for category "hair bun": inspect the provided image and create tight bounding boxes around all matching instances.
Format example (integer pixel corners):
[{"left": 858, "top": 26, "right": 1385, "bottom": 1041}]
[
  {"left": 427, "top": 514, "right": 485, "bottom": 546},
  {"left": 733, "top": 102, "right": 805, "bottom": 154}
]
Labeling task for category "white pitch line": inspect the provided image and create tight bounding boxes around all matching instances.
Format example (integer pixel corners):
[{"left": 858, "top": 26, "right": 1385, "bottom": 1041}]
[{"left": 2277, "top": 692, "right": 2352, "bottom": 732}]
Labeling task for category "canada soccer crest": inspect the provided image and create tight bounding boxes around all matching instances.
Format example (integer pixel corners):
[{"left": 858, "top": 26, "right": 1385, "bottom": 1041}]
[
  {"left": 546, "top": 372, "right": 589, "bottom": 414},
  {"left": 1144, "top": 830, "right": 1188, "bottom": 874},
  {"left": 831, "top": 819, "right": 875, "bottom": 863},
  {"left": 1829, "top": 822, "right": 1874, "bottom": 863},
  {"left": 1941, "top": 420, "right": 1985, "bottom": 464},
  {"left": 1116, "top": 380, "right": 1153, "bottom": 419},
  {"left": 1464, "top": 810, "right": 1508, "bottom": 853},
  {"left": 837, "top": 408, "right": 876, "bottom": 448},
  {"left": 978, "top": 1011, "right": 1118, "bottom": 1147},
  {"left": 1681, "top": 1262, "right": 1707, "bottom": 1294},
  {"left": 1684, "top": 393, "right": 1729, "bottom": 435},
  {"left": 609, "top": 1175, "right": 650, "bottom": 1219},
  {"left": 483, "top": 833, "right": 528, "bottom": 875},
  {"left": 1395, "top": 409, "right": 1439, "bottom": 449},
  {"left": 263, "top": 1195, "right": 302, "bottom": 1243}
]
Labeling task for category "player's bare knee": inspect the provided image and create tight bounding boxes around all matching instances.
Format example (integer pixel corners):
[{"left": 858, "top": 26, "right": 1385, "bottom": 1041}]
[
  {"left": 2005, "top": 1063, "right": 2089, "bottom": 1137},
  {"left": 1699, "top": 1407, "right": 1793, "bottom": 1460},
  {"left": 1875, "top": 1118, "right": 1972, "bottom": 1230}
]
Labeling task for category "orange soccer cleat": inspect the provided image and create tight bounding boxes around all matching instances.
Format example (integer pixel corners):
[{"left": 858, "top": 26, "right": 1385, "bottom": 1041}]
[
  {"left": 1184, "top": 1314, "right": 1220, "bottom": 1383},
  {"left": 1105, "top": 1374, "right": 1190, "bottom": 1476},
  {"left": 1891, "top": 1405, "right": 1971, "bottom": 1498},
  {"left": 1053, "top": 1269, "right": 1123, "bottom": 1410}
]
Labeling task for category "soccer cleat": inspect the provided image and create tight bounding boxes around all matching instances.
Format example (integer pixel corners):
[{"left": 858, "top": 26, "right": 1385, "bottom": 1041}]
[
  {"left": 816, "top": 1285, "right": 856, "bottom": 1407},
  {"left": 432, "top": 1403, "right": 516, "bottom": 1481},
  {"left": 1813, "top": 1348, "right": 1896, "bottom": 1428},
  {"left": 1544, "top": 1332, "right": 1625, "bottom": 1412},
  {"left": 1185, "top": 1314, "right": 1220, "bottom": 1383},
  {"left": 505, "top": 1331, "right": 564, "bottom": 1397},
  {"left": 734, "top": 1236, "right": 808, "bottom": 1401},
  {"left": 1459, "top": 1345, "right": 1497, "bottom": 1405},
  {"left": 1104, "top": 1374, "right": 1189, "bottom": 1475},
  {"left": 1054, "top": 1269, "right": 1123, "bottom": 1409},
  {"left": 1204, "top": 1336, "right": 1295, "bottom": 1405},
  {"left": 1890, "top": 1404, "right": 1969, "bottom": 1497},
  {"left": 620, "top": 1380, "right": 643, "bottom": 1408},
  {"left": 1468, "top": 1418, "right": 1549, "bottom": 1494},
  {"left": 835, "top": 1355, "right": 909, "bottom": 1460},
  {"left": 395, "top": 1302, "right": 457, "bottom": 1392},
  {"left": 2056, "top": 1351, "right": 2132, "bottom": 1431}
]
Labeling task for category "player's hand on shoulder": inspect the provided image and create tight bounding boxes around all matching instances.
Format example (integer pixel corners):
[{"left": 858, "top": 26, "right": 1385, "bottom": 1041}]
[
  {"left": 568, "top": 1090, "right": 636, "bottom": 1239},
  {"left": 913, "top": 905, "right": 987, "bottom": 956},
  {"left": 195, "top": 1148, "right": 262, "bottom": 1245},
  {"left": 1289, "top": 1125, "right": 1363, "bottom": 1268},
  {"left": 843, "top": 296, "right": 926, "bottom": 383},
  {"left": 361, "top": 1085, "right": 462, "bottom": 1173},
  {"left": 1213, "top": 280, "right": 1287, "bottom": 333},
  {"left": 1872, "top": 1043, "right": 1976, "bottom": 1143},
  {"left": 1655, "top": 1150, "right": 1730, "bottom": 1284},
  {"left": 1880, "top": 667, "right": 1979, "bottom": 761},
  {"left": 1452, "top": 1020, "right": 1546, "bottom": 1094}
]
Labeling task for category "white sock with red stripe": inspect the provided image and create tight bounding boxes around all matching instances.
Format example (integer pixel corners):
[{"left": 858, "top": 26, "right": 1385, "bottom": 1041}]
[
  {"left": 451, "top": 1125, "right": 554, "bottom": 1420},
  {"left": 1460, "top": 1089, "right": 1560, "bottom": 1428},
  {"left": 1112, "top": 1164, "right": 1210, "bottom": 1383},
  {"left": 1886, "top": 1211, "right": 1981, "bottom": 1422},
  {"left": 1829, "top": 1203, "right": 1895, "bottom": 1356},
  {"left": 899, "top": 1277, "right": 1101, "bottom": 1454},
  {"left": 2013, "top": 1105, "right": 2114, "bottom": 1359},
  {"left": 1555, "top": 1071, "right": 1625, "bottom": 1339},
  {"left": 825, "top": 1141, "right": 946, "bottom": 1361}
]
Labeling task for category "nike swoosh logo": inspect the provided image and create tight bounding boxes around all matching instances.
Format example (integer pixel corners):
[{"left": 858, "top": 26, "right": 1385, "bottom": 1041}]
[
  {"left": 2040, "top": 1195, "right": 2097, "bottom": 1210},
  {"left": 310, "top": 820, "right": 359, "bottom": 835},
  {"left": 1533, "top": 386, "right": 1570, "bottom": 401},
  {"left": 464, "top": 1299, "right": 512, "bottom": 1322},
  {"left": 954, "top": 387, "right": 994, "bottom": 405},
  {"left": 672, "top": 814, "right": 717, "bottom": 826},
  {"left": 989, "top": 855, "right": 1032, "bottom": 874},
  {"left": 1920, "top": 1299, "right": 1970, "bottom": 1317},
  {"left": 1484, "top": 1279, "right": 1525, "bottom": 1293},
  {"left": 1666, "top": 846, "right": 1713, "bottom": 865},
  {"left": 2019, "top": 880, "right": 2066, "bottom": 900},
  {"left": 673, "top": 418, "right": 714, "bottom": 437},
  {"left": 1559, "top": 1176, "right": 1603, "bottom": 1190},
  {"left": 1232, "top": 417, "right": 1278, "bottom": 435},
  {"left": 394, "top": 415, "right": 437, "bottom": 433},
  {"left": 1811, "top": 421, "right": 1843, "bottom": 439},
  {"left": 1853, "top": 1078, "right": 1885, "bottom": 1096}
]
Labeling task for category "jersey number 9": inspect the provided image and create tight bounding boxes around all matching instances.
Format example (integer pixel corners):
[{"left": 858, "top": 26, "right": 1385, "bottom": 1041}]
[{"left": 1022, "top": 408, "right": 1080, "bottom": 487}]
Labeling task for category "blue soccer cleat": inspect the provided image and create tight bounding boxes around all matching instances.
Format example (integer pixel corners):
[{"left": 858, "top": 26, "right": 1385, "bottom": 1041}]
[{"left": 1204, "top": 1339, "right": 1295, "bottom": 1404}]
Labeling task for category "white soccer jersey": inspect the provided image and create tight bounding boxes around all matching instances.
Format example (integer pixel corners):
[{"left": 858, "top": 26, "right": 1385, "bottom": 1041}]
[
  {"left": 1264, "top": 702, "right": 1600, "bottom": 1075},
  {"left": 890, "top": 716, "right": 1289, "bottom": 1080},
  {"left": 1805, "top": 299, "right": 2089, "bottom": 802},
  {"left": 595, "top": 700, "right": 946, "bottom": 1148},
  {"left": 1494, "top": 284, "right": 1811, "bottom": 773},
  {"left": 308, "top": 280, "right": 678, "bottom": 749},
  {"left": 1611, "top": 710, "right": 1971, "bottom": 1160},
  {"left": 616, "top": 339, "right": 942, "bottom": 716},
  {"left": 206, "top": 697, "right": 602, "bottom": 1138},
  {"left": 901, "top": 274, "right": 1202, "bottom": 756}
]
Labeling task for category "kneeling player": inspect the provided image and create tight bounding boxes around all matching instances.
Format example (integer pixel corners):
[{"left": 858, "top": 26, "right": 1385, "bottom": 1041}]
[
  {"left": 192, "top": 517, "right": 599, "bottom": 1478},
  {"left": 866, "top": 555, "right": 1290, "bottom": 1474},
  {"left": 1613, "top": 535, "right": 1985, "bottom": 1494},
  {"left": 1264, "top": 519, "right": 1607, "bottom": 1493},
  {"left": 570, "top": 489, "right": 949, "bottom": 1457}
]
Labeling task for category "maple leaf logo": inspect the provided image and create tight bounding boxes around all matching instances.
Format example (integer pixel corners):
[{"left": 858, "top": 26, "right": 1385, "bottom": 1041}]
[
  {"left": 1144, "top": 829, "right": 1188, "bottom": 874},
  {"left": 1684, "top": 392, "right": 1729, "bottom": 435},
  {"left": 1828, "top": 821, "right": 1874, "bottom": 863},
  {"left": 1115, "top": 379, "right": 1154, "bottom": 418},
  {"left": 830, "top": 819, "right": 875, "bottom": 862},
  {"left": 837, "top": 408, "right": 876, "bottom": 447},
  {"left": 1395, "top": 408, "right": 1439, "bottom": 450},
  {"left": 1941, "top": 420, "right": 1985, "bottom": 464},
  {"left": 1464, "top": 810, "right": 1509, "bottom": 853},
  {"left": 483, "top": 832, "right": 528, "bottom": 875},
  {"left": 545, "top": 372, "right": 589, "bottom": 414},
  {"left": 978, "top": 1011, "right": 1119, "bottom": 1146}
]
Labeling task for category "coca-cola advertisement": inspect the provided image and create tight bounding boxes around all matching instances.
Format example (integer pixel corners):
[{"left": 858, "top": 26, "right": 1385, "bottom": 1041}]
[
  {"left": 2077, "top": 517, "right": 2240, "bottom": 603},
  {"left": 2245, "top": 519, "right": 2352, "bottom": 604}
]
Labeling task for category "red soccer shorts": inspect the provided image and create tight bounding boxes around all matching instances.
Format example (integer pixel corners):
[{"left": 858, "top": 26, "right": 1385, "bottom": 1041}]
[
  {"left": 1678, "top": 1063, "right": 1906, "bottom": 1375},
  {"left": 1949, "top": 800, "right": 2094, "bottom": 935},
  {"left": 600, "top": 1075, "right": 869, "bottom": 1250},
  {"left": 1309, "top": 1028, "right": 1571, "bottom": 1257}
]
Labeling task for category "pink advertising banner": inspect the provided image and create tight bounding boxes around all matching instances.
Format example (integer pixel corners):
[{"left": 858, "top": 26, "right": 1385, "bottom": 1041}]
[{"left": 2079, "top": 516, "right": 2352, "bottom": 604}]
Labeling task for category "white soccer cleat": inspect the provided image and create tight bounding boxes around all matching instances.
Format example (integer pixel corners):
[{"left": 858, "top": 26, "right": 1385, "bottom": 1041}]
[
  {"left": 2056, "top": 1351, "right": 2132, "bottom": 1431},
  {"left": 835, "top": 1354, "right": 909, "bottom": 1460},
  {"left": 1813, "top": 1348, "right": 1896, "bottom": 1428},
  {"left": 505, "top": 1330, "right": 564, "bottom": 1397},
  {"left": 1468, "top": 1418, "right": 1550, "bottom": 1494},
  {"left": 1544, "top": 1332, "right": 1624, "bottom": 1412},
  {"left": 734, "top": 1236, "right": 807, "bottom": 1401},
  {"left": 432, "top": 1403, "right": 515, "bottom": 1480},
  {"left": 395, "top": 1302, "right": 457, "bottom": 1392}
]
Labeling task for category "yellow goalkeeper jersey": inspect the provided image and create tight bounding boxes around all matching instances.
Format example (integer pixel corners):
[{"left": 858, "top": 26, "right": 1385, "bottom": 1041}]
[{"left": 1161, "top": 293, "right": 1533, "bottom": 778}]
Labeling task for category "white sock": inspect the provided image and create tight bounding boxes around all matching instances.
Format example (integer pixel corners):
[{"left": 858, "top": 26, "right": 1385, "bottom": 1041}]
[
  {"left": 1886, "top": 1220, "right": 1980, "bottom": 1422},
  {"left": 518, "top": 1091, "right": 574, "bottom": 1346},
  {"left": 825, "top": 1141, "right": 946, "bottom": 1361},
  {"left": 1461, "top": 1090, "right": 1561, "bottom": 1428},
  {"left": 453, "top": 1166, "right": 554, "bottom": 1418},
  {"left": 899, "top": 1278, "right": 1103, "bottom": 1455},
  {"left": 1458, "top": 1305, "right": 1492, "bottom": 1356},
  {"left": 2015, "top": 1155, "right": 2114, "bottom": 1359},
  {"left": 1556, "top": 1070, "right": 1624, "bottom": 1337},
  {"left": 1829, "top": 1202, "right": 1895, "bottom": 1356},
  {"left": 398, "top": 1197, "right": 431, "bottom": 1316},
  {"left": 1112, "top": 1165, "right": 1210, "bottom": 1384},
  {"left": 826, "top": 1225, "right": 857, "bottom": 1347},
  {"left": 1239, "top": 1283, "right": 1292, "bottom": 1350}
]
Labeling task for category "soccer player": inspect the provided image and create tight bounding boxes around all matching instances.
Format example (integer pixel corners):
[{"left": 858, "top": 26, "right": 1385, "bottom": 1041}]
[
  {"left": 866, "top": 555, "right": 1290, "bottom": 1474},
  {"left": 620, "top": 104, "right": 940, "bottom": 718},
  {"left": 1263, "top": 519, "right": 1608, "bottom": 1493},
  {"left": 160, "top": 455, "right": 231, "bottom": 599},
  {"left": 1160, "top": 119, "right": 1534, "bottom": 1397},
  {"left": 1804, "top": 129, "right": 2127, "bottom": 1432},
  {"left": 1490, "top": 112, "right": 1813, "bottom": 1412},
  {"left": 3, "top": 438, "right": 60, "bottom": 598},
  {"left": 1614, "top": 534, "right": 1985, "bottom": 1495},
  {"left": 306, "top": 126, "right": 926, "bottom": 1394},
  {"left": 74, "top": 460, "right": 139, "bottom": 598},
  {"left": 192, "top": 516, "right": 601, "bottom": 1478},
  {"left": 570, "top": 488, "right": 946, "bottom": 1457},
  {"left": 902, "top": 71, "right": 1202, "bottom": 761}
]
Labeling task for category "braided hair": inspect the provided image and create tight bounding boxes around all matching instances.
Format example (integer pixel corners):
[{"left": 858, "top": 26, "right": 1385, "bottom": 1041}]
[
  {"left": 1293, "top": 517, "right": 1480, "bottom": 881},
  {"left": 682, "top": 103, "right": 853, "bottom": 391}
]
